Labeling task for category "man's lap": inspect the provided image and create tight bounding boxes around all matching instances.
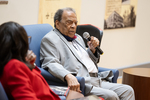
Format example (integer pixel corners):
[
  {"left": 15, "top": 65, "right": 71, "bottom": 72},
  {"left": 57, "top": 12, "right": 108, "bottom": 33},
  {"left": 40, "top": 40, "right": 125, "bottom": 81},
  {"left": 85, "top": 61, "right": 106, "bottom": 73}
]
[
  {"left": 87, "top": 82, "right": 119, "bottom": 100},
  {"left": 86, "top": 81, "right": 134, "bottom": 100}
]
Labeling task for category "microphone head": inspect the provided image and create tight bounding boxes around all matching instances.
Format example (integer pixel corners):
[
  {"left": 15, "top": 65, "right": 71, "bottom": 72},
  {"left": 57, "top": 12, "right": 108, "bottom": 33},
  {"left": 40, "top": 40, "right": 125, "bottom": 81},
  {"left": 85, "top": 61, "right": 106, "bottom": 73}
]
[{"left": 83, "top": 32, "right": 90, "bottom": 39}]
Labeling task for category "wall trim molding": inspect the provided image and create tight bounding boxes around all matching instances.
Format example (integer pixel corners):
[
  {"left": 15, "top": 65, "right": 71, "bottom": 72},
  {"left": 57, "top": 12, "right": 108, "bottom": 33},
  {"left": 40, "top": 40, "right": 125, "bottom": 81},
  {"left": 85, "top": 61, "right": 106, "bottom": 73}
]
[{"left": 117, "top": 62, "right": 150, "bottom": 77}]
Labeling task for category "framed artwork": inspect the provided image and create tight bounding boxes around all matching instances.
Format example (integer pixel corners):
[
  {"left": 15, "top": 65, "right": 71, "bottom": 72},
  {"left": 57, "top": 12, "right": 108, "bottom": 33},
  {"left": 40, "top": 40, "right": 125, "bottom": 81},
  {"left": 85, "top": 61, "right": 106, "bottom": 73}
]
[
  {"left": 0, "top": 0, "right": 8, "bottom": 4},
  {"left": 104, "top": 0, "right": 138, "bottom": 30},
  {"left": 38, "top": 0, "right": 81, "bottom": 28}
]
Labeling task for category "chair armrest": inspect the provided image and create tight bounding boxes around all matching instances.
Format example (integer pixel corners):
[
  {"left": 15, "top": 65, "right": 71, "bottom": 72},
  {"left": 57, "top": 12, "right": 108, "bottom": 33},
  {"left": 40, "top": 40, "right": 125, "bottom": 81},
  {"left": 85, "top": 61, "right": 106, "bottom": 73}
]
[
  {"left": 0, "top": 82, "right": 8, "bottom": 100},
  {"left": 98, "top": 67, "right": 119, "bottom": 83},
  {"left": 59, "top": 96, "right": 66, "bottom": 100},
  {"left": 39, "top": 68, "right": 67, "bottom": 85},
  {"left": 39, "top": 67, "right": 85, "bottom": 95},
  {"left": 76, "top": 76, "right": 85, "bottom": 95}
]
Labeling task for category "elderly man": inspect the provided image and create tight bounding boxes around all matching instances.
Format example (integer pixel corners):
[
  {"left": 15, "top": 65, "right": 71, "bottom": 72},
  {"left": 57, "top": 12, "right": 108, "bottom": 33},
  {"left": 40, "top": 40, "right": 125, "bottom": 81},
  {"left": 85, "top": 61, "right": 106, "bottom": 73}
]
[{"left": 40, "top": 7, "right": 135, "bottom": 100}]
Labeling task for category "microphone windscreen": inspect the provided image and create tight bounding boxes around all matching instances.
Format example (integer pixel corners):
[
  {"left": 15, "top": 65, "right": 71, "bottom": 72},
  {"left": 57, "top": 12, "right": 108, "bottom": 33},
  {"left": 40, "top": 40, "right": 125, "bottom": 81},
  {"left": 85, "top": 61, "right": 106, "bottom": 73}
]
[{"left": 83, "top": 32, "right": 90, "bottom": 39}]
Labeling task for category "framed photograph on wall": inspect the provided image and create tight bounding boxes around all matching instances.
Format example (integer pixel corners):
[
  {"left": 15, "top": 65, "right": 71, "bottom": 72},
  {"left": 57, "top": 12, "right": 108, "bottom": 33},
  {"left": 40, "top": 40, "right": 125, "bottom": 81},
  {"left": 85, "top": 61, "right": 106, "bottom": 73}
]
[
  {"left": 0, "top": 0, "right": 8, "bottom": 4},
  {"left": 38, "top": 0, "right": 81, "bottom": 28},
  {"left": 104, "top": 0, "right": 138, "bottom": 30}
]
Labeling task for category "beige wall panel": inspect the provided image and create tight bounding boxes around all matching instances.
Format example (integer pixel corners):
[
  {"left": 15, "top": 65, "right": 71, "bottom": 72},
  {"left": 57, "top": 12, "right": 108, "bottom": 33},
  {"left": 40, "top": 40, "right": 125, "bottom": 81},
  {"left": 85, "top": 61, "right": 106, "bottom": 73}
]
[{"left": 38, "top": 0, "right": 81, "bottom": 27}]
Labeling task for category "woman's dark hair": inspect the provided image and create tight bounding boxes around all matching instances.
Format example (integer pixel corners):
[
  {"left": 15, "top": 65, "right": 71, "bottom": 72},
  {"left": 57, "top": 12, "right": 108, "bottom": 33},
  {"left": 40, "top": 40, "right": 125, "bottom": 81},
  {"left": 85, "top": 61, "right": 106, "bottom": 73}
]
[
  {"left": 0, "top": 21, "right": 32, "bottom": 75},
  {"left": 54, "top": 7, "right": 76, "bottom": 28}
]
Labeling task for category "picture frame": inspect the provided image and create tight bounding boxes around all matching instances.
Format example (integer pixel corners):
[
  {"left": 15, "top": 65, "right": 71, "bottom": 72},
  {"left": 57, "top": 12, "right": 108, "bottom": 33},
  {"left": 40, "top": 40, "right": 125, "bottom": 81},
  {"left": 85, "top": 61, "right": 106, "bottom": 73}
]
[{"left": 0, "top": 0, "right": 8, "bottom": 4}]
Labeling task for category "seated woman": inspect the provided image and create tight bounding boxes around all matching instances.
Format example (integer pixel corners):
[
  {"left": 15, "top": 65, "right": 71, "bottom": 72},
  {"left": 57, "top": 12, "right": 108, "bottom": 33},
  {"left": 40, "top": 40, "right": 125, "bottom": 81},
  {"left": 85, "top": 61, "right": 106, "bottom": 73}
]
[{"left": 0, "top": 21, "right": 60, "bottom": 100}]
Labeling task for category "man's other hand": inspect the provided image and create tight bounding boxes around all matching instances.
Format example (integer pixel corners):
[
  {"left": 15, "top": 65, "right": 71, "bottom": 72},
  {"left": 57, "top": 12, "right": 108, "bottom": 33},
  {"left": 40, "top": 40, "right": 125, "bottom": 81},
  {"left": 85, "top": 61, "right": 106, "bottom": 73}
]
[{"left": 65, "top": 74, "right": 81, "bottom": 93}]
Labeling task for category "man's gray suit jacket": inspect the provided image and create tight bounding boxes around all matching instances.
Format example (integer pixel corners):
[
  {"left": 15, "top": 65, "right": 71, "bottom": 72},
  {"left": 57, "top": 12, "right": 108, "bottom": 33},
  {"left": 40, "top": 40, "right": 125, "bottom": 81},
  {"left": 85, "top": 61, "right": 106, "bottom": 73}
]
[{"left": 40, "top": 29, "right": 103, "bottom": 95}]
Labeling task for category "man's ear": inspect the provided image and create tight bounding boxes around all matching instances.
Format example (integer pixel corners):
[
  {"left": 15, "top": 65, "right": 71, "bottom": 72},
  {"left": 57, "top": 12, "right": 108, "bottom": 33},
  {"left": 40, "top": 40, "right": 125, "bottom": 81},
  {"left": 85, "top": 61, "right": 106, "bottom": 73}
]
[{"left": 55, "top": 20, "right": 60, "bottom": 29}]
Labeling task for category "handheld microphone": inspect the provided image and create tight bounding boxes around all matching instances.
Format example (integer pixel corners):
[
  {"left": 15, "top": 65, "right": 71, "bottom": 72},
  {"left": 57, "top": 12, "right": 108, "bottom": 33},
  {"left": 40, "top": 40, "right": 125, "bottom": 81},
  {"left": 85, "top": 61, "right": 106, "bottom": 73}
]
[{"left": 83, "top": 32, "right": 104, "bottom": 55}]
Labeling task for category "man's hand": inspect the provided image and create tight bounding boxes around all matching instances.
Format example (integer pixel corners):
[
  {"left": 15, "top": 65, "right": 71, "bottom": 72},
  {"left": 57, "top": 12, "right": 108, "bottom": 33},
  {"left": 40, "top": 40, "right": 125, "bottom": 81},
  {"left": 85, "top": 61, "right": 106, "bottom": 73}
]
[
  {"left": 25, "top": 50, "right": 36, "bottom": 66},
  {"left": 87, "top": 36, "right": 99, "bottom": 53},
  {"left": 65, "top": 74, "right": 81, "bottom": 93}
]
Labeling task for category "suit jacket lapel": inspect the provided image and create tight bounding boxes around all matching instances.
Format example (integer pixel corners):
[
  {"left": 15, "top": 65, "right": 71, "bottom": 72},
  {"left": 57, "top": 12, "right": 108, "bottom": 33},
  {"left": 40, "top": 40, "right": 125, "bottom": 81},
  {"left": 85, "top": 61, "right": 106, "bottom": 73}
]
[
  {"left": 75, "top": 38, "right": 86, "bottom": 51},
  {"left": 54, "top": 29, "right": 85, "bottom": 65}
]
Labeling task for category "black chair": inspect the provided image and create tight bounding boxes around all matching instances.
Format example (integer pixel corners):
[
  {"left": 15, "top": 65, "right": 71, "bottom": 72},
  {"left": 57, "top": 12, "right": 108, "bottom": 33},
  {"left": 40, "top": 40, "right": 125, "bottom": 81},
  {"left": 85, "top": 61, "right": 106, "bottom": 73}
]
[
  {"left": 76, "top": 24, "right": 119, "bottom": 83},
  {"left": 76, "top": 24, "right": 103, "bottom": 47}
]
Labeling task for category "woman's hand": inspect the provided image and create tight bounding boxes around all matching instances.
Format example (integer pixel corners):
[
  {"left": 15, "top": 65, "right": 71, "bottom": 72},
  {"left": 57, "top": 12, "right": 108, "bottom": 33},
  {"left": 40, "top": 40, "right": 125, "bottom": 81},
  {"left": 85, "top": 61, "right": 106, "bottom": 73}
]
[{"left": 25, "top": 50, "right": 36, "bottom": 66}]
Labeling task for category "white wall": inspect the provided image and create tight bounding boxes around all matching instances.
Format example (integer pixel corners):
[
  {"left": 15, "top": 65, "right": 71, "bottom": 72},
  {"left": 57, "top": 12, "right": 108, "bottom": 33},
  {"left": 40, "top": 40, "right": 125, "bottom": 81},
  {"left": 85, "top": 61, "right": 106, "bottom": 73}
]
[
  {"left": 0, "top": 0, "right": 150, "bottom": 69},
  {"left": 80, "top": 0, "right": 150, "bottom": 68},
  {"left": 0, "top": 0, "right": 39, "bottom": 25}
]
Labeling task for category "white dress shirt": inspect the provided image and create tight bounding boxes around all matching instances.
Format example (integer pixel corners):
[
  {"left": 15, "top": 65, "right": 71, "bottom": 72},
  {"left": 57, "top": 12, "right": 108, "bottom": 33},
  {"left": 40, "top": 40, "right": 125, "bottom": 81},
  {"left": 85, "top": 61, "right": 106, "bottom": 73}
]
[{"left": 70, "top": 40, "right": 98, "bottom": 73}]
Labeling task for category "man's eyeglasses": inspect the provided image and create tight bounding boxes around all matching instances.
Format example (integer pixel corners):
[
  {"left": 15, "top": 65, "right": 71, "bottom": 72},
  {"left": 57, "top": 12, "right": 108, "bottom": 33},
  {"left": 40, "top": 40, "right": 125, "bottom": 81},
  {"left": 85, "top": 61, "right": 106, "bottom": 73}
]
[
  {"left": 28, "top": 36, "right": 32, "bottom": 44},
  {"left": 60, "top": 20, "right": 78, "bottom": 26}
]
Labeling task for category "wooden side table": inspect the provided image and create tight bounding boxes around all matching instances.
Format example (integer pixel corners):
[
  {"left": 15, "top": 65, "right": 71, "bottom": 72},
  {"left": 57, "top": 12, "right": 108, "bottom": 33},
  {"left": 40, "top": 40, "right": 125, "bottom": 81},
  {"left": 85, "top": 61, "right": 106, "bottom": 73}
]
[{"left": 122, "top": 68, "right": 150, "bottom": 100}]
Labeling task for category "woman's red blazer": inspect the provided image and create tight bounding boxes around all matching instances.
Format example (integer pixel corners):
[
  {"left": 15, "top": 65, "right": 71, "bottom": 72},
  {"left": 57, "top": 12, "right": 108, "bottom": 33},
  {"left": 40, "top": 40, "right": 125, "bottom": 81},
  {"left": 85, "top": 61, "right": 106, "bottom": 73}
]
[{"left": 0, "top": 59, "right": 60, "bottom": 100}]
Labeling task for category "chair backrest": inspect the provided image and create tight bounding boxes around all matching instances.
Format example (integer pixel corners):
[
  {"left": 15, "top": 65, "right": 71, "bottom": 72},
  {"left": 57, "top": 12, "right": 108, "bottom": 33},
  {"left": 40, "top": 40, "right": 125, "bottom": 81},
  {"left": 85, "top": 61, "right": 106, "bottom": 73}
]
[
  {"left": 23, "top": 24, "right": 53, "bottom": 67},
  {"left": 76, "top": 24, "right": 103, "bottom": 48},
  {"left": 0, "top": 82, "right": 8, "bottom": 100}
]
